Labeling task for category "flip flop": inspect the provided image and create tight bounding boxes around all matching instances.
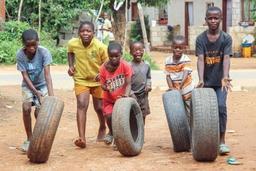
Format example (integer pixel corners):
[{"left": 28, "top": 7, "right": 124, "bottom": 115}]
[
  {"left": 112, "top": 140, "right": 118, "bottom": 151},
  {"left": 74, "top": 138, "right": 86, "bottom": 148},
  {"left": 219, "top": 144, "right": 230, "bottom": 155},
  {"left": 227, "top": 157, "right": 242, "bottom": 165},
  {"left": 17, "top": 140, "right": 30, "bottom": 153},
  {"left": 96, "top": 128, "right": 106, "bottom": 142}
]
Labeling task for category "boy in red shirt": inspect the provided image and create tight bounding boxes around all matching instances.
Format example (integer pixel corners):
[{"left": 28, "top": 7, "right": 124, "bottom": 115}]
[{"left": 99, "top": 42, "right": 133, "bottom": 145}]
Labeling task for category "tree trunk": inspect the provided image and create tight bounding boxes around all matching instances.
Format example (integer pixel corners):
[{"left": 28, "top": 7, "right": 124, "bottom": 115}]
[
  {"left": 94, "top": 0, "right": 104, "bottom": 26},
  {"left": 123, "top": 0, "right": 128, "bottom": 49},
  {"left": 109, "top": 0, "right": 129, "bottom": 46},
  {"left": 17, "top": 0, "right": 23, "bottom": 22},
  {"left": 38, "top": 0, "right": 41, "bottom": 35},
  {"left": 137, "top": 3, "right": 150, "bottom": 52}
]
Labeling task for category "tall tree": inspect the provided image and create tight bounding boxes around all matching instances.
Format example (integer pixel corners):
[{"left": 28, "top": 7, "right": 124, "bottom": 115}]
[
  {"left": 108, "top": 0, "right": 169, "bottom": 45},
  {"left": 17, "top": 0, "right": 23, "bottom": 22},
  {"left": 38, "top": 0, "right": 41, "bottom": 34}
]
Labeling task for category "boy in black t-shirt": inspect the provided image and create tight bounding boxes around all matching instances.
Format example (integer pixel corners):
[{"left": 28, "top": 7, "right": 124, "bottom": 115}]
[{"left": 196, "top": 6, "right": 232, "bottom": 155}]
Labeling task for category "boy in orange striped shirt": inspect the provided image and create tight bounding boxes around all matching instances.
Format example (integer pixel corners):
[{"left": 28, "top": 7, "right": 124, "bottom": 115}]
[{"left": 165, "top": 35, "right": 194, "bottom": 120}]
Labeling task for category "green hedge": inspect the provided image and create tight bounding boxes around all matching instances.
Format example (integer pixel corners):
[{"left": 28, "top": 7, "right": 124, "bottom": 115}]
[
  {"left": 0, "top": 21, "right": 158, "bottom": 69},
  {"left": 0, "top": 21, "right": 67, "bottom": 64}
]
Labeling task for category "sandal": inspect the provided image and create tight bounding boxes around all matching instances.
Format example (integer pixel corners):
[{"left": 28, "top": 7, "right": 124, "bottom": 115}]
[
  {"left": 19, "top": 140, "right": 30, "bottom": 153},
  {"left": 219, "top": 144, "right": 230, "bottom": 155},
  {"left": 112, "top": 140, "right": 118, "bottom": 151},
  {"left": 74, "top": 138, "right": 86, "bottom": 148},
  {"left": 226, "top": 157, "right": 242, "bottom": 165},
  {"left": 104, "top": 134, "right": 113, "bottom": 145}
]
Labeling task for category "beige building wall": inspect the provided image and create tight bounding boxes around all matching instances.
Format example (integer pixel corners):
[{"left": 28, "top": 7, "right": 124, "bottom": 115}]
[
  {"left": 231, "top": 0, "right": 241, "bottom": 26},
  {"left": 136, "top": 0, "right": 255, "bottom": 54},
  {"left": 167, "top": 0, "right": 222, "bottom": 36}
]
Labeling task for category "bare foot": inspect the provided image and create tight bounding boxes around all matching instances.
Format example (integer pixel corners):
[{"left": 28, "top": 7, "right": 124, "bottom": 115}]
[
  {"left": 74, "top": 138, "right": 86, "bottom": 148},
  {"left": 96, "top": 127, "right": 106, "bottom": 142}
]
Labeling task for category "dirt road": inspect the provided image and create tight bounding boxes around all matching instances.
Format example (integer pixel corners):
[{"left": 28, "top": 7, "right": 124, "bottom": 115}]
[
  {"left": 0, "top": 85, "right": 256, "bottom": 171},
  {"left": 0, "top": 52, "right": 256, "bottom": 170}
]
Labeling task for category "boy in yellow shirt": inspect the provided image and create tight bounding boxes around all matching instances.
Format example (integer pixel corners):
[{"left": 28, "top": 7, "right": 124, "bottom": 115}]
[{"left": 67, "top": 21, "right": 108, "bottom": 148}]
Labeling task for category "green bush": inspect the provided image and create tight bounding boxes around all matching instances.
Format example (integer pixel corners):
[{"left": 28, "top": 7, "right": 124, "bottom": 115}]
[
  {"left": 0, "top": 21, "right": 30, "bottom": 41},
  {"left": 129, "top": 16, "right": 150, "bottom": 42},
  {"left": 0, "top": 21, "right": 67, "bottom": 65},
  {"left": 40, "top": 31, "right": 67, "bottom": 64},
  {"left": 0, "top": 40, "right": 21, "bottom": 64},
  {"left": 123, "top": 52, "right": 159, "bottom": 70},
  {"left": 50, "top": 47, "right": 67, "bottom": 64}
]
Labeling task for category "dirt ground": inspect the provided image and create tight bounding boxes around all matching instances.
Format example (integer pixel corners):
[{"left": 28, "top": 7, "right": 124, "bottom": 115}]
[{"left": 0, "top": 52, "right": 256, "bottom": 170}]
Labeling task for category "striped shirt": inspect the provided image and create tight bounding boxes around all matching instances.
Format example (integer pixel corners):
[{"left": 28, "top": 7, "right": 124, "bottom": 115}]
[{"left": 165, "top": 54, "right": 194, "bottom": 100}]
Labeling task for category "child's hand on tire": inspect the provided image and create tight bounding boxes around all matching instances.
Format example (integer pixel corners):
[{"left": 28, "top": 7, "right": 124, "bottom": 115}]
[{"left": 196, "top": 80, "right": 204, "bottom": 88}]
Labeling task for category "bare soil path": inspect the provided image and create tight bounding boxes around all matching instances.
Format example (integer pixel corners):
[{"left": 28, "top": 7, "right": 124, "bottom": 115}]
[
  {"left": 0, "top": 51, "right": 256, "bottom": 170},
  {"left": 0, "top": 85, "right": 256, "bottom": 171}
]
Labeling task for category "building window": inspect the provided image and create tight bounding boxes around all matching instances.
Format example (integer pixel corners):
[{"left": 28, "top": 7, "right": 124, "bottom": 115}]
[{"left": 241, "top": 0, "right": 256, "bottom": 22}]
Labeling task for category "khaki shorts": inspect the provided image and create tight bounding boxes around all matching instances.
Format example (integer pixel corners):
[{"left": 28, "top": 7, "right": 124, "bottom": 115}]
[
  {"left": 74, "top": 85, "right": 102, "bottom": 98},
  {"left": 22, "top": 86, "right": 48, "bottom": 107}
]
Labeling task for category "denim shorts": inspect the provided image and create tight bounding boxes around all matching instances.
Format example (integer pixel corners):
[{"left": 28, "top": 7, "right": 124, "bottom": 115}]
[{"left": 22, "top": 86, "right": 48, "bottom": 107}]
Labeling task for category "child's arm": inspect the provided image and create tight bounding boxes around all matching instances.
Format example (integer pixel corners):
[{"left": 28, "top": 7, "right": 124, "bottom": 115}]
[
  {"left": 145, "top": 66, "right": 152, "bottom": 92},
  {"left": 99, "top": 65, "right": 109, "bottom": 92},
  {"left": 44, "top": 65, "right": 54, "bottom": 96},
  {"left": 180, "top": 70, "right": 189, "bottom": 88},
  {"left": 124, "top": 77, "right": 131, "bottom": 97},
  {"left": 197, "top": 55, "right": 204, "bottom": 87},
  {"left": 166, "top": 75, "right": 174, "bottom": 90},
  {"left": 67, "top": 52, "right": 75, "bottom": 76},
  {"left": 21, "top": 71, "right": 43, "bottom": 102}
]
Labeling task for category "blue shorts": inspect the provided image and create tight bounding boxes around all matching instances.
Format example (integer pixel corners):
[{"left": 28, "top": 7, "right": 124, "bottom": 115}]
[{"left": 22, "top": 86, "right": 48, "bottom": 107}]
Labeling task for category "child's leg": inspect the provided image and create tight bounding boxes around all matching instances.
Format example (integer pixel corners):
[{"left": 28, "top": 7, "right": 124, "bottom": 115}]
[
  {"left": 92, "top": 97, "right": 106, "bottom": 141},
  {"left": 21, "top": 86, "right": 35, "bottom": 141},
  {"left": 75, "top": 91, "right": 90, "bottom": 147},
  {"left": 22, "top": 102, "right": 33, "bottom": 140},
  {"left": 102, "top": 100, "right": 114, "bottom": 145},
  {"left": 184, "top": 99, "right": 191, "bottom": 126},
  {"left": 34, "top": 107, "right": 39, "bottom": 118},
  {"left": 104, "top": 115, "right": 114, "bottom": 145},
  {"left": 214, "top": 87, "right": 228, "bottom": 144},
  {"left": 105, "top": 115, "right": 113, "bottom": 135},
  {"left": 135, "top": 92, "right": 150, "bottom": 126}
]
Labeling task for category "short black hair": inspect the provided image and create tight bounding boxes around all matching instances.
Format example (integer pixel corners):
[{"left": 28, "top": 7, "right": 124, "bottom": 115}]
[
  {"left": 172, "top": 35, "right": 185, "bottom": 44},
  {"left": 79, "top": 21, "right": 95, "bottom": 32},
  {"left": 206, "top": 6, "right": 222, "bottom": 16},
  {"left": 21, "top": 29, "right": 39, "bottom": 43},
  {"left": 108, "top": 41, "right": 122, "bottom": 54},
  {"left": 129, "top": 41, "right": 144, "bottom": 50}
]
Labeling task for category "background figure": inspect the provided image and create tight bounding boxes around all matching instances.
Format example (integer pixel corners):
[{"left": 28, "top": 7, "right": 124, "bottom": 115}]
[
  {"left": 100, "top": 12, "right": 115, "bottom": 42},
  {"left": 96, "top": 16, "right": 104, "bottom": 41}
]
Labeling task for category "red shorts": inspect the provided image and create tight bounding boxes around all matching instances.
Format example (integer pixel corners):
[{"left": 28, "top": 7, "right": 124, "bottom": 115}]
[{"left": 102, "top": 100, "right": 114, "bottom": 116}]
